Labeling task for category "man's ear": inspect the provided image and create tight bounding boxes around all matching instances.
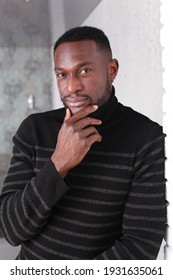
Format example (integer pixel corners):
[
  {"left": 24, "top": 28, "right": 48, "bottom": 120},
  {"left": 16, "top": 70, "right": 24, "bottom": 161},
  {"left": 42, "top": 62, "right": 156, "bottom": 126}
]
[{"left": 108, "top": 58, "right": 119, "bottom": 83}]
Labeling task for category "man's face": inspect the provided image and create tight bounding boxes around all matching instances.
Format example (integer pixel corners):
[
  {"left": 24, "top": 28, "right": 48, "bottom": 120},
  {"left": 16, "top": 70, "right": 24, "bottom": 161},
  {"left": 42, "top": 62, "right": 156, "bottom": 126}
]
[{"left": 54, "top": 40, "right": 118, "bottom": 114}]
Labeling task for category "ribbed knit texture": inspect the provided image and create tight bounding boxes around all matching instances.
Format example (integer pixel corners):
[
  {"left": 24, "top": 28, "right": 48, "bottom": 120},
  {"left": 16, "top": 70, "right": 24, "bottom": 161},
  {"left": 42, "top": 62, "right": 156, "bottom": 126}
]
[{"left": 0, "top": 92, "right": 166, "bottom": 259}]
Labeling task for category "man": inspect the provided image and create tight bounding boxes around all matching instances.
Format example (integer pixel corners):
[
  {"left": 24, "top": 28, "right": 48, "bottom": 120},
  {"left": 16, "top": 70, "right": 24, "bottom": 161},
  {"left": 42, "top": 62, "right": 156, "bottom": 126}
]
[{"left": 0, "top": 26, "right": 166, "bottom": 260}]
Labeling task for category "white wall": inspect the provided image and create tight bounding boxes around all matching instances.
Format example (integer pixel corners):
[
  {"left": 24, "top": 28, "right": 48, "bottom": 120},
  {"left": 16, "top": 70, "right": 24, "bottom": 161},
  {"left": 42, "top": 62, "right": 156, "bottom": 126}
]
[
  {"left": 161, "top": 0, "right": 173, "bottom": 260},
  {"left": 82, "top": 0, "right": 163, "bottom": 125}
]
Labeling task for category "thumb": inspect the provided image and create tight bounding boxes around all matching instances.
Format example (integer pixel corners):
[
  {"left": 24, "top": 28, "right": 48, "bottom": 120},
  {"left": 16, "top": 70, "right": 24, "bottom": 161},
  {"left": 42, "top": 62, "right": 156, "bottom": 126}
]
[{"left": 64, "top": 108, "right": 71, "bottom": 121}]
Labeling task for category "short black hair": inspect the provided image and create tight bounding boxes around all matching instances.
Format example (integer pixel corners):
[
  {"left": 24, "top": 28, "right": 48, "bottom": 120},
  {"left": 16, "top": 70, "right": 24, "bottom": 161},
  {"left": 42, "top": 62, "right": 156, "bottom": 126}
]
[{"left": 53, "top": 26, "right": 112, "bottom": 54}]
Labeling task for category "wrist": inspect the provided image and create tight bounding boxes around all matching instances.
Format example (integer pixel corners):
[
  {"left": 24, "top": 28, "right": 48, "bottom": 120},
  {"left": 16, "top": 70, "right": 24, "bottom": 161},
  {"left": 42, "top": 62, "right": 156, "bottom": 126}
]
[{"left": 51, "top": 155, "right": 69, "bottom": 178}]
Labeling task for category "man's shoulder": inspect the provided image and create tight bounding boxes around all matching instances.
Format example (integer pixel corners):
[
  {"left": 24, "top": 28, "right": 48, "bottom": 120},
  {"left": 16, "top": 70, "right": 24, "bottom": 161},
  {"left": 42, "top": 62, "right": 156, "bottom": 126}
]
[
  {"left": 122, "top": 103, "right": 162, "bottom": 129},
  {"left": 16, "top": 107, "right": 65, "bottom": 137},
  {"left": 30, "top": 107, "right": 65, "bottom": 122},
  {"left": 21, "top": 107, "right": 65, "bottom": 128},
  {"left": 119, "top": 103, "right": 163, "bottom": 144}
]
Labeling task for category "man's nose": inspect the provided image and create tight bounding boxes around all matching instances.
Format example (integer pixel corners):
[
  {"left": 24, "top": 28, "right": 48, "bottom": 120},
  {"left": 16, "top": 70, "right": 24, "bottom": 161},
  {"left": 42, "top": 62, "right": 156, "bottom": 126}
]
[{"left": 67, "top": 74, "right": 83, "bottom": 94}]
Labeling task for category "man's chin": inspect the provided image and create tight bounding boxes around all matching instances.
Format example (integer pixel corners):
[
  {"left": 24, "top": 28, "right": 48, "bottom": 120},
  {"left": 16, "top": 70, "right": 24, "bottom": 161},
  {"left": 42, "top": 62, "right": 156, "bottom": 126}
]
[
  {"left": 68, "top": 104, "right": 92, "bottom": 115},
  {"left": 70, "top": 105, "right": 87, "bottom": 115}
]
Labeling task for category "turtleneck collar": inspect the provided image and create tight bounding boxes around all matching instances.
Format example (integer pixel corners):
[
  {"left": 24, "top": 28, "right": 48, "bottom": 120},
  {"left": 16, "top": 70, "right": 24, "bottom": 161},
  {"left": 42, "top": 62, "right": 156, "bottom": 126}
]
[{"left": 89, "top": 86, "right": 118, "bottom": 126}]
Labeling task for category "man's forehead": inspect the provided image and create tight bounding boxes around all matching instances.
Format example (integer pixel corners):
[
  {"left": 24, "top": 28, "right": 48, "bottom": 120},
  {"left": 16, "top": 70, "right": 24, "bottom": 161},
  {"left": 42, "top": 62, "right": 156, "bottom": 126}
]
[
  {"left": 54, "top": 40, "right": 102, "bottom": 68},
  {"left": 54, "top": 61, "right": 94, "bottom": 71}
]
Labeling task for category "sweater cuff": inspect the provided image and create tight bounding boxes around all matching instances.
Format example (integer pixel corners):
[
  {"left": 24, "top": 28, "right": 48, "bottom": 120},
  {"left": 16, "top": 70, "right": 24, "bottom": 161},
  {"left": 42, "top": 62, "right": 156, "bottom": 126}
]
[{"left": 34, "top": 159, "right": 70, "bottom": 208}]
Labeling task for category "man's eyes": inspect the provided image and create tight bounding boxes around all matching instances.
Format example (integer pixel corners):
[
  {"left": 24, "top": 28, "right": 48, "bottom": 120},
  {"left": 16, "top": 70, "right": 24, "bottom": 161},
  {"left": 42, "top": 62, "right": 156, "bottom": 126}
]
[
  {"left": 56, "top": 68, "right": 92, "bottom": 78},
  {"left": 80, "top": 68, "right": 92, "bottom": 74},
  {"left": 56, "top": 73, "right": 66, "bottom": 78}
]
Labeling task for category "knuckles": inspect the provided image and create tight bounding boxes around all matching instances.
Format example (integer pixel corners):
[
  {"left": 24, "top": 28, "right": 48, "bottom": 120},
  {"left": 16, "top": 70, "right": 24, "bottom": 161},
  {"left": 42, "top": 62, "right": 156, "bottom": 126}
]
[
  {"left": 63, "top": 121, "right": 75, "bottom": 133},
  {"left": 62, "top": 119, "right": 100, "bottom": 147},
  {"left": 75, "top": 131, "right": 81, "bottom": 140}
]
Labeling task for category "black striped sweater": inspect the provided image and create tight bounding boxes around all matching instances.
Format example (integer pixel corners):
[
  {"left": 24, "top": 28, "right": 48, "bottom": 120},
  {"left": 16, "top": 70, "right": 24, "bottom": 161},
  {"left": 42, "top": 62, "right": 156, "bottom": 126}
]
[{"left": 0, "top": 93, "right": 166, "bottom": 259}]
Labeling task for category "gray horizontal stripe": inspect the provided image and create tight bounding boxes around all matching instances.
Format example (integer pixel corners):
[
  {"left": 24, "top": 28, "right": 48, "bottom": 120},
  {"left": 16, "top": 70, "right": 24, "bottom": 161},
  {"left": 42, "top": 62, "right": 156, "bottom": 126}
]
[
  {"left": 102, "top": 251, "right": 109, "bottom": 260},
  {"left": 128, "top": 192, "right": 164, "bottom": 198},
  {"left": 36, "top": 157, "right": 48, "bottom": 162},
  {"left": 89, "top": 150, "right": 135, "bottom": 158},
  {"left": 135, "top": 156, "right": 164, "bottom": 171},
  {"left": 133, "top": 241, "right": 155, "bottom": 259},
  {"left": 64, "top": 195, "right": 124, "bottom": 206},
  {"left": 121, "top": 243, "right": 137, "bottom": 259},
  {"left": 58, "top": 205, "right": 121, "bottom": 217},
  {"left": 1, "top": 188, "right": 21, "bottom": 194},
  {"left": 35, "top": 146, "right": 54, "bottom": 152},
  {"left": 133, "top": 181, "right": 165, "bottom": 187},
  {"left": 13, "top": 152, "right": 27, "bottom": 158},
  {"left": 123, "top": 225, "right": 165, "bottom": 235},
  {"left": 112, "top": 246, "right": 122, "bottom": 259},
  {"left": 126, "top": 234, "right": 160, "bottom": 248},
  {"left": 48, "top": 225, "right": 116, "bottom": 239},
  {"left": 0, "top": 197, "right": 16, "bottom": 245},
  {"left": 6, "top": 170, "right": 34, "bottom": 177},
  {"left": 70, "top": 172, "right": 131, "bottom": 183},
  {"left": 34, "top": 168, "right": 41, "bottom": 173},
  {"left": 15, "top": 133, "right": 34, "bottom": 149},
  {"left": 15, "top": 134, "right": 54, "bottom": 152},
  {"left": 31, "top": 178, "right": 51, "bottom": 211},
  {"left": 9, "top": 162, "right": 23, "bottom": 168},
  {"left": 73, "top": 185, "right": 127, "bottom": 195},
  {"left": 14, "top": 197, "right": 38, "bottom": 236},
  {"left": 142, "top": 170, "right": 164, "bottom": 178},
  {"left": 134, "top": 159, "right": 164, "bottom": 175},
  {"left": 52, "top": 215, "right": 117, "bottom": 228},
  {"left": 7, "top": 196, "right": 28, "bottom": 243},
  {"left": 3, "top": 180, "right": 30, "bottom": 187},
  {"left": 41, "top": 233, "right": 110, "bottom": 251},
  {"left": 22, "top": 244, "right": 45, "bottom": 260},
  {"left": 22, "top": 187, "right": 48, "bottom": 220},
  {"left": 13, "top": 151, "right": 31, "bottom": 161},
  {"left": 32, "top": 240, "right": 79, "bottom": 259},
  {"left": 144, "top": 147, "right": 163, "bottom": 158},
  {"left": 21, "top": 190, "right": 46, "bottom": 228},
  {"left": 81, "top": 161, "right": 133, "bottom": 171},
  {"left": 137, "top": 135, "right": 164, "bottom": 156},
  {"left": 126, "top": 203, "right": 165, "bottom": 210},
  {"left": 124, "top": 213, "right": 165, "bottom": 222}
]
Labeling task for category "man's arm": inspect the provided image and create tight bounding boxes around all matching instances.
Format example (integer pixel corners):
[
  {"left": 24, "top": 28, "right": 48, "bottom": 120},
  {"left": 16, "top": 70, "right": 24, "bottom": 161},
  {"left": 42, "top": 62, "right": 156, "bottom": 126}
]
[
  {"left": 0, "top": 105, "right": 102, "bottom": 247},
  {"left": 0, "top": 116, "right": 70, "bottom": 246},
  {"left": 94, "top": 126, "right": 166, "bottom": 259}
]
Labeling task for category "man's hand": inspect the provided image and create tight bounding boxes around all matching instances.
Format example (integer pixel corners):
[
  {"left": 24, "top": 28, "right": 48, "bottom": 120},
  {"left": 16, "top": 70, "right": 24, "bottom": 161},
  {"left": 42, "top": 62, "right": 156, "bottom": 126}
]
[{"left": 51, "top": 105, "right": 102, "bottom": 178}]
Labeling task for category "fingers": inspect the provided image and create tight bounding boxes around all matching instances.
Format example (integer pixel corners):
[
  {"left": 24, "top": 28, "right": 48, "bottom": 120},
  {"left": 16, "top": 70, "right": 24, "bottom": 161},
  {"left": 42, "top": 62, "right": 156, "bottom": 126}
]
[
  {"left": 77, "top": 126, "right": 102, "bottom": 151},
  {"left": 84, "top": 131, "right": 102, "bottom": 150},
  {"left": 64, "top": 105, "right": 101, "bottom": 130},
  {"left": 68, "top": 105, "right": 98, "bottom": 122},
  {"left": 74, "top": 117, "right": 102, "bottom": 131},
  {"left": 62, "top": 104, "right": 102, "bottom": 152},
  {"left": 88, "top": 133, "right": 102, "bottom": 146}
]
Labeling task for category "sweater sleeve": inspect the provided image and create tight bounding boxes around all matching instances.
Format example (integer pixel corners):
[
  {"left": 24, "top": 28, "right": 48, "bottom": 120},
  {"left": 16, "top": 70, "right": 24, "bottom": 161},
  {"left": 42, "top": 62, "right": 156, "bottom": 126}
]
[
  {"left": 95, "top": 125, "right": 166, "bottom": 260},
  {"left": 0, "top": 116, "right": 69, "bottom": 246}
]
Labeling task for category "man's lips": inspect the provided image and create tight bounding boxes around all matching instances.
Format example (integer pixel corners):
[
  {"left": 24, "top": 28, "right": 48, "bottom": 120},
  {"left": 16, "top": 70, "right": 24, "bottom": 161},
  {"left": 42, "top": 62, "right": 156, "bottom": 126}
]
[{"left": 64, "top": 97, "right": 91, "bottom": 108}]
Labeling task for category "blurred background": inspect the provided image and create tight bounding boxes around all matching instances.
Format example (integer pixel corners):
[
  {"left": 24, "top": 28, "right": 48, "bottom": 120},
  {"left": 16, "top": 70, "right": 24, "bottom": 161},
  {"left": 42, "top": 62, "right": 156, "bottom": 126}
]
[{"left": 0, "top": 0, "right": 164, "bottom": 259}]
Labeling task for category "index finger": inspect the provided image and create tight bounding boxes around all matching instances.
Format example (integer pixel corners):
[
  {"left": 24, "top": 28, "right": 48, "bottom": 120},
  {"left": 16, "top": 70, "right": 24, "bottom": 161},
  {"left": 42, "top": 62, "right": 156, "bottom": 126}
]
[{"left": 67, "top": 105, "right": 98, "bottom": 123}]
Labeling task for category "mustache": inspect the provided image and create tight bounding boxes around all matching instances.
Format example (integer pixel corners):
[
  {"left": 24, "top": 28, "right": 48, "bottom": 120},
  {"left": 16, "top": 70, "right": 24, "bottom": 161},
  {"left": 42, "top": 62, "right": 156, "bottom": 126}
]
[{"left": 61, "top": 94, "right": 92, "bottom": 102}]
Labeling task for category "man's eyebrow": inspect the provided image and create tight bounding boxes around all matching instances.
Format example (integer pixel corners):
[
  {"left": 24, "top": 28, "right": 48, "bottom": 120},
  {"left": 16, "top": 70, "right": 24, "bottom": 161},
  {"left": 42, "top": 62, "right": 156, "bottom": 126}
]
[{"left": 54, "top": 61, "right": 94, "bottom": 71}]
